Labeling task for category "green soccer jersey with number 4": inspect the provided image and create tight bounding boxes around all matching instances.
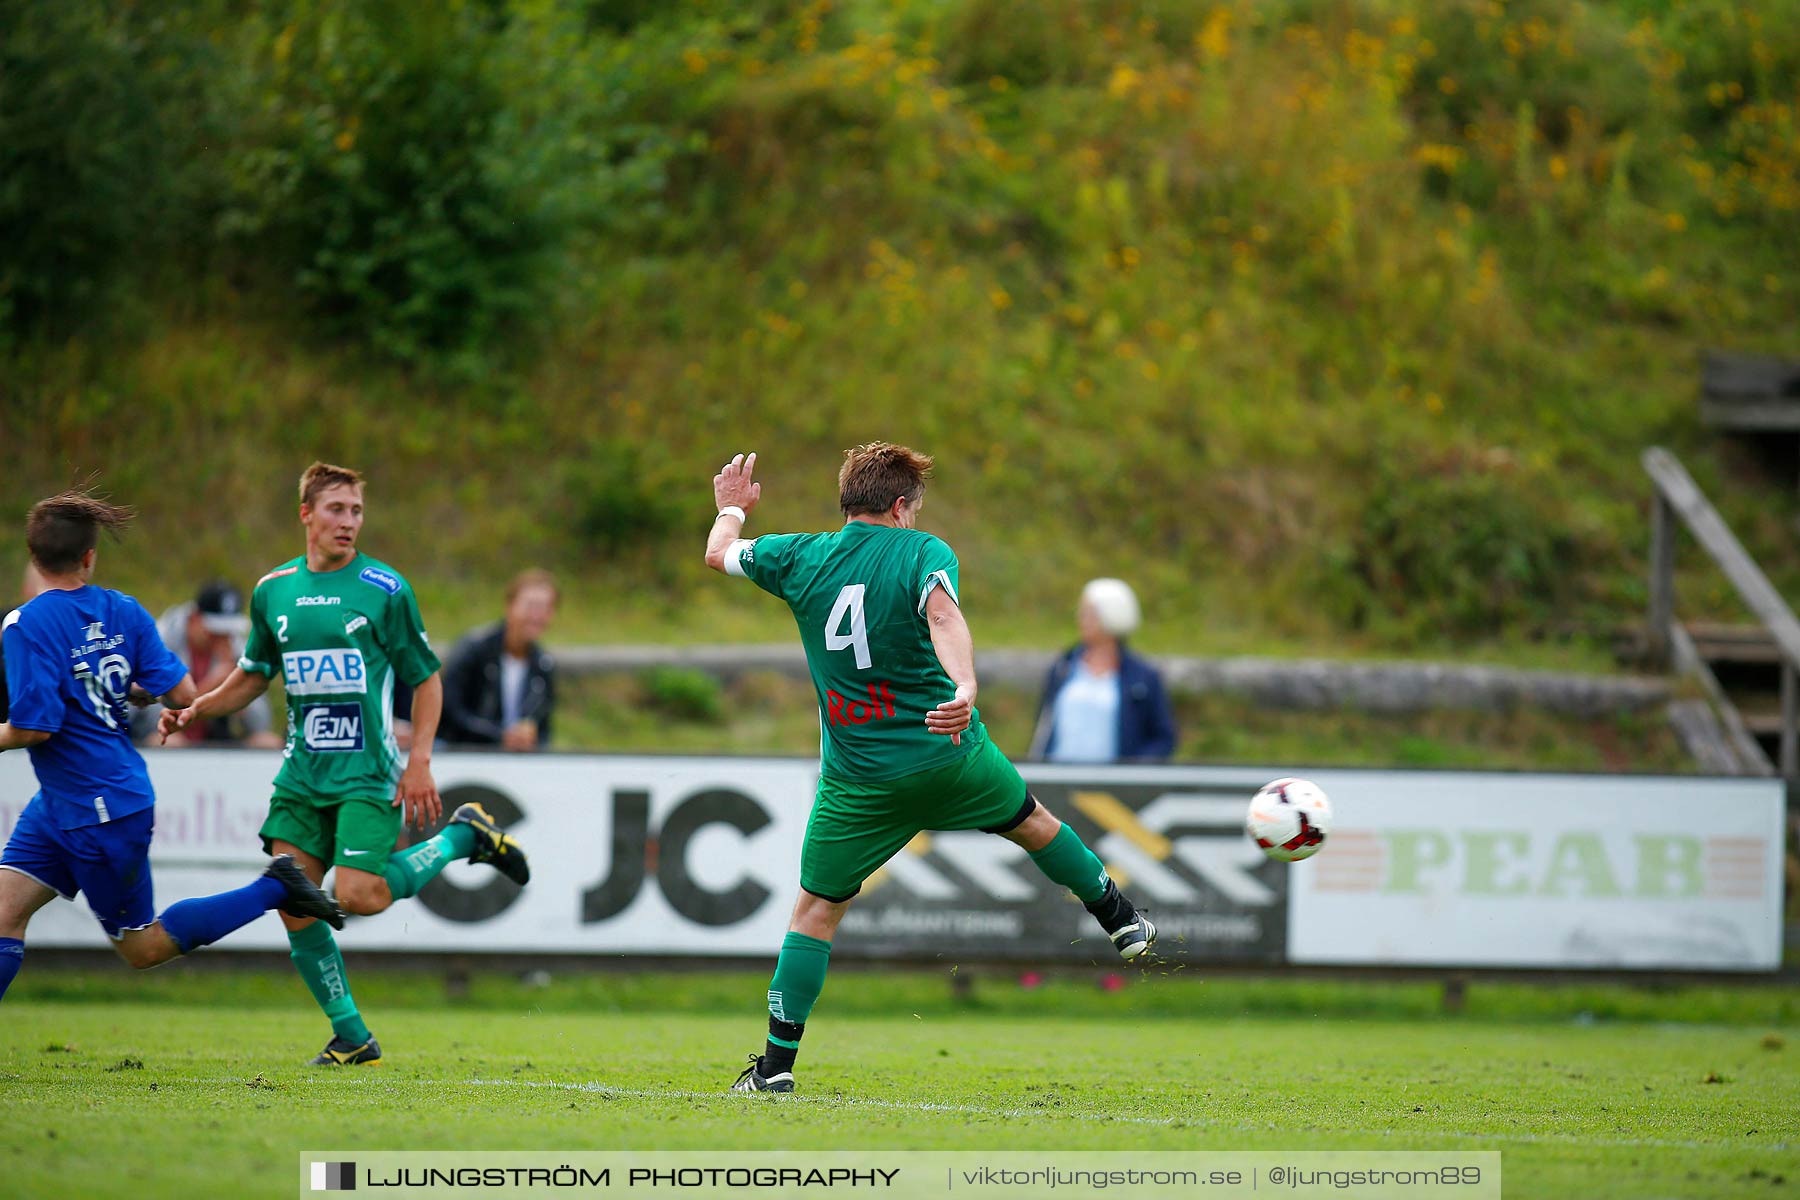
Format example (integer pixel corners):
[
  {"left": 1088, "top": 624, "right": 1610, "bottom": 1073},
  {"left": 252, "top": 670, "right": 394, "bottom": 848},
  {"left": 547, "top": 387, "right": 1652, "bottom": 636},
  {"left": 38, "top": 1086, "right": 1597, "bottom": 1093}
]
[
  {"left": 732, "top": 521, "right": 984, "bottom": 781},
  {"left": 238, "top": 552, "right": 441, "bottom": 802}
]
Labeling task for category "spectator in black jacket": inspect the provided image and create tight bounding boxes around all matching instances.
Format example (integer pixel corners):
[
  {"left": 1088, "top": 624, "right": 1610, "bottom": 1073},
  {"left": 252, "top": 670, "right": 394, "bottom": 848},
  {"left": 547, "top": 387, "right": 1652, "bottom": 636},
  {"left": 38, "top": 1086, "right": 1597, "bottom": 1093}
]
[{"left": 440, "top": 569, "right": 559, "bottom": 750}]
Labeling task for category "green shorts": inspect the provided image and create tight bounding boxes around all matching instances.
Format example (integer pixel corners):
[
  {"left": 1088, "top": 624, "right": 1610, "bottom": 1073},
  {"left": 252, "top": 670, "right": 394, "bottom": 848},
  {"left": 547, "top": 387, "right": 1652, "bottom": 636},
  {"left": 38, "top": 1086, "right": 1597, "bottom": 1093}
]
[
  {"left": 800, "top": 733, "right": 1032, "bottom": 902},
  {"left": 260, "top": 793, "right": 402, "bottom": 874}
]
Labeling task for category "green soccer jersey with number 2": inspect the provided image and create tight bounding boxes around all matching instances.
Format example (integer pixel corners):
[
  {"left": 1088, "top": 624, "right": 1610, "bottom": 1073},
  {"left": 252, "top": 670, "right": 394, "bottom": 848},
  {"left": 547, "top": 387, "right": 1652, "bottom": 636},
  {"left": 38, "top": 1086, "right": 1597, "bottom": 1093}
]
[
  {"left": 730, "top": 521, "right": 984, "bottom": 781},
  {"left": 238, "top": 552, "right": 441, "bottom": 802}
]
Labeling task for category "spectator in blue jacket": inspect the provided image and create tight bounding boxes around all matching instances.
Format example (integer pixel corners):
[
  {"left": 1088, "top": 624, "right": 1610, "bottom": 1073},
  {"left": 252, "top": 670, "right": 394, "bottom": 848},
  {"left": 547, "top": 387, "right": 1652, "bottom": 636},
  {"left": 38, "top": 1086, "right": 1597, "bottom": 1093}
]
[{"left": 1029, "top": 578, "right": 1177, "bottom": 763}]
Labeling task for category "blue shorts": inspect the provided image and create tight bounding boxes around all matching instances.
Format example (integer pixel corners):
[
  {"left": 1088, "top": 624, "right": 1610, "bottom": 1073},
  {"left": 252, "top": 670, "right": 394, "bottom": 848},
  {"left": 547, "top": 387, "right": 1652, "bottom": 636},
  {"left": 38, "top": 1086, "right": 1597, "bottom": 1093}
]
[{"left": 0, "top": 794, "right": 156, "bottom": 939}]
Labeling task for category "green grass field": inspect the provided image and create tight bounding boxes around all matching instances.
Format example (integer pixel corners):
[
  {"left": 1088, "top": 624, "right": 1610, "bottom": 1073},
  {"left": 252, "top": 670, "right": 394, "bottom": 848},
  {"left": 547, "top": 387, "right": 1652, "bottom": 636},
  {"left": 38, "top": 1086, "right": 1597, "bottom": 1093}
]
[{"left": 2, "top": 970, "right": 1794, "bottom": 1199}]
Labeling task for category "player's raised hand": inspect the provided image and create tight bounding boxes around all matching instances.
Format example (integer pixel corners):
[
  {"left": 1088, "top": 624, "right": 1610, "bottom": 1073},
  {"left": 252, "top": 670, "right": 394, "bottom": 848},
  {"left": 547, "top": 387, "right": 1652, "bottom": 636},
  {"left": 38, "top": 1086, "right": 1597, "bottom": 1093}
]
[
  {"left": 158, "top": 705, "right": 197, "bottom": 745},
  {"left": 714, "top": 452, "right": 762, "bottom": 515},
  {"left": 925, "top": 684, "right": 976, "bottom": 746},
  {"left": 394, "top": 758, "right": 441, "bottom": 829}
]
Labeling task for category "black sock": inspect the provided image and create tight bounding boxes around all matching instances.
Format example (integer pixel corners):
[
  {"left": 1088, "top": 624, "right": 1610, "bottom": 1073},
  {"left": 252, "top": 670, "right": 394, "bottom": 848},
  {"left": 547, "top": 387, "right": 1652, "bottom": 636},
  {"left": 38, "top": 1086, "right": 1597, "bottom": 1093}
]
[
  {"left": 1083, "top": 879, "right": 1135, "bottom": 933},
  {"left": 764, "top": 1016, "right": 803, "bottom": 1076}
]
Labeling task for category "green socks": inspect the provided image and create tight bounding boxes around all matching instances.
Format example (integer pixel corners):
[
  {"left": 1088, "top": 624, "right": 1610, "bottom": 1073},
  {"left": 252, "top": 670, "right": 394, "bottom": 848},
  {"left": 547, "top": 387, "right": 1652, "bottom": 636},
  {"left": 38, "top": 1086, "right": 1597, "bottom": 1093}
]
[
  {"left": 285, "top": 825, "right": 479, "bottom": 1046},
  {"left": 1028, "top": 822, "right": 1111, "bottom": 903},
  {"left": 763, "top": 931, "right": 832, "bottom": 1075},
  {"left": 767, "top": 931, "right": 832, "bottom": 1028},
  {"left": 287, "top": 921, "right": 370, "bottom": 1044},
  {"left": 381, "top": 822, "right": 478, "bottom": 901}
]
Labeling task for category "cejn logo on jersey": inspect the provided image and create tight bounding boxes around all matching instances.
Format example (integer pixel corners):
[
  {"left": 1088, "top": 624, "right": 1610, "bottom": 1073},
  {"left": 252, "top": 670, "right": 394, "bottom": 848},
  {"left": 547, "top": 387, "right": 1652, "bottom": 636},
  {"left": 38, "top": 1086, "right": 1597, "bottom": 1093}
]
[
  {"left": 302, "top": 703, "right": 364, "bottom": 752},
  {"left": 826, "top": 682, "right": 898, "bottom": 727},
  {"left": 283, "top": 648, "right": 367, "bottom": 696}
]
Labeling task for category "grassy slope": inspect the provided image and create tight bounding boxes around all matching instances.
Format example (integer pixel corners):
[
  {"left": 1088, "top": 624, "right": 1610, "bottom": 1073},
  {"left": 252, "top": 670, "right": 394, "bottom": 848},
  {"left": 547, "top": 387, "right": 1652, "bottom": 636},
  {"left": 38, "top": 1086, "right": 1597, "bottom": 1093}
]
[
  {"left": 2, "top": 971, "right": 1795, "bottom": 1200},
  {"left": 3, "top": 1, "right": 1798, "bottom": 672}
]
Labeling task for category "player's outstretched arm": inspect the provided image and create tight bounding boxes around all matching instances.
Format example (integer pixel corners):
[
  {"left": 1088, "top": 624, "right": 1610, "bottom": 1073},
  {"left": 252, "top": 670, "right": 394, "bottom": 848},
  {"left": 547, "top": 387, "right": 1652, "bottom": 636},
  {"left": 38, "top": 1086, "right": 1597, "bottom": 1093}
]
[
  {"left": 704, "top": 452, "right": 761, "bottom": 573},
  {"left": 159, "top": 667, "right": 269, "bottom": 743},
  {"left": 923, "top": 587, "right": 978, "bottom": 747},
  {"left": 161, "top": 675, "right": 198, "bottom": 712}
]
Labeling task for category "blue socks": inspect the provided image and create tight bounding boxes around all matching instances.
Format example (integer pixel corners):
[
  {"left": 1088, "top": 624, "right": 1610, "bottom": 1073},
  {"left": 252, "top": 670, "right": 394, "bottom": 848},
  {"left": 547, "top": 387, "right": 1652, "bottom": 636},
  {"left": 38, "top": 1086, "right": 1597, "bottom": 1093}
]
[
  {"left": 158, "top": 873, "right": 287, "bottom": 954},
  {"left": 0, "top": 937, "right": 22, "bottom": 1002},
  {"left": 1, "top": 869, "right": 285, "bottom": 994}
]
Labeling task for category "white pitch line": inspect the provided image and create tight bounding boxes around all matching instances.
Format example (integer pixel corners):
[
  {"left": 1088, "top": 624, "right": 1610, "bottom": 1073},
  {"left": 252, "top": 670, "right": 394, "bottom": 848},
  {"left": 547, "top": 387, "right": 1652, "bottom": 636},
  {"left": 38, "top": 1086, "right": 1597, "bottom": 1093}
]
[{"left": 211, "top": 1073, "right": 1790, "bottom": 1153}]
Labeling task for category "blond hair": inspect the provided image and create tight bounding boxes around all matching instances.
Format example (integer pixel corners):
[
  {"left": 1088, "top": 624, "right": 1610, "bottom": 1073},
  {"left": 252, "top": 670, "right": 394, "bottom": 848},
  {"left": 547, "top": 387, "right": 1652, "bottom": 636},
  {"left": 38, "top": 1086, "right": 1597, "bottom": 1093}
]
[{"left": 299, "top": 461, "right": 365, "bottom": 509}]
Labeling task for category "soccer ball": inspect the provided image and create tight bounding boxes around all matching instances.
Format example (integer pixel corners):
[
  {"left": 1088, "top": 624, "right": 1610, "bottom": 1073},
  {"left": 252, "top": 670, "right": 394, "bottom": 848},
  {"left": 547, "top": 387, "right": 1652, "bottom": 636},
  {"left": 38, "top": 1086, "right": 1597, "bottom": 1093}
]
[{"left": 1246, "top": 777, "right": 1331, "bottom": 862}]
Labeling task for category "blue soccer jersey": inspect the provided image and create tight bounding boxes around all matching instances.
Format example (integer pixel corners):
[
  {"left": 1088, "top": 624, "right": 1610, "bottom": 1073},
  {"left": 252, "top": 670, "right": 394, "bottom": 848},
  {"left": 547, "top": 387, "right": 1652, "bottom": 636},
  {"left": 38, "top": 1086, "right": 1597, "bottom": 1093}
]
[{"left": 2, "top": 587, "right": 186, "bottom": 830}]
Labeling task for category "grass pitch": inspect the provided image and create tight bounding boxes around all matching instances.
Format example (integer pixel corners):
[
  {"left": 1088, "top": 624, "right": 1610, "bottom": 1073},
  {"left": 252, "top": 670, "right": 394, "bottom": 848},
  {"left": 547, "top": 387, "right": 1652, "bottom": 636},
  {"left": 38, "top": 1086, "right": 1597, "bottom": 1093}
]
[{"left": 1, "top": 971, "right": 1794, "bottom": 1200}]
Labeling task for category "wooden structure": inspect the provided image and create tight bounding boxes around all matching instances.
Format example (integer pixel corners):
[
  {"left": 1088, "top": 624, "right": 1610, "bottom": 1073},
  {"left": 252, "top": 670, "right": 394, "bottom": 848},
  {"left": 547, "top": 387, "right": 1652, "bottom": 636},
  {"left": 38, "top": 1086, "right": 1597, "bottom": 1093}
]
[
  {"left": 1701, "top": 350, "right": 1800, "bottom": 433},
  {"left": 1645, "top": 447, "right": 1799, "bottom": 776}
]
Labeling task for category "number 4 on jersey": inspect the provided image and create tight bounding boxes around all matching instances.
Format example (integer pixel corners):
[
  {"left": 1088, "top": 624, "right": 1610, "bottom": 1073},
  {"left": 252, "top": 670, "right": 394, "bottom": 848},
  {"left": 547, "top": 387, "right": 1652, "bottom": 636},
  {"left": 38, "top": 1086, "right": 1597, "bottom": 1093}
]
[{"left": 824, "top": 584, "right": 871, "bottom": 669}]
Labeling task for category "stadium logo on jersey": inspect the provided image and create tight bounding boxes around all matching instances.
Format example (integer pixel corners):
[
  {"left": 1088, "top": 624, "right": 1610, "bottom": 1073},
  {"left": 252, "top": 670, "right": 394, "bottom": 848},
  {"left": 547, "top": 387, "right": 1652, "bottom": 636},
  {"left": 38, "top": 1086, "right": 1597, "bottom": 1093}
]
[
  {"left": 826, "top": 682, "right": 897, "bottom": 726},
  {"left": 295, "top": 595, "right": 342, "bottom": 606},
  {"left": 344, "top": 614, "right": 369, "bottom": 635},
  {"left": 302, "top": 703, "right": 364, "bottom": 752},
  {"left": 359, "top": 566, "right": 401, "bottom": 595},
  {"left": 283, "top": 648, "right": 368, "bottom": 696}
]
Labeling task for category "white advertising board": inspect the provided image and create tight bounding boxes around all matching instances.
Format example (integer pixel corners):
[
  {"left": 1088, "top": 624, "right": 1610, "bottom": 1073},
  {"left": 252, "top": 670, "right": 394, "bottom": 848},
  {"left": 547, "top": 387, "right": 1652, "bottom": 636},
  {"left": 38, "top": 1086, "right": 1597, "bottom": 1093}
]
[
  {"left": 0, "top": 750, "right": 816, "bottom": 954},
  {"left": 1, "top": 754, "right": 1786, "bottom": 970},
  {"left": 1284, "top": 770, "right": 1787, "bottom": 971}
]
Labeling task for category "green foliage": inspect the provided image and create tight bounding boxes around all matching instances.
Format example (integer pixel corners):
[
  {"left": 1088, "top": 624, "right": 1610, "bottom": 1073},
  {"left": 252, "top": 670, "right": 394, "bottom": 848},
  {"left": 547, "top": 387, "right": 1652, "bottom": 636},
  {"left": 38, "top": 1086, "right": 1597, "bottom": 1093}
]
[
  {"left": 2, "top": 0, "right": 1798, "bottom": 654},
  {"left": 220, "top": 3, "right": 552, "bottom": 366},
  {"left": 0, "top": 1, "right": 168, "bottom": 337},
  {"left": 560, "top": 442, "right": 688, "bottom": 556},
  {"left": 1337, "top": 447, "right": 1596, "bottom": 638},
  {"left": 637, "top": 666, "right": 725, "bottom": 723}
]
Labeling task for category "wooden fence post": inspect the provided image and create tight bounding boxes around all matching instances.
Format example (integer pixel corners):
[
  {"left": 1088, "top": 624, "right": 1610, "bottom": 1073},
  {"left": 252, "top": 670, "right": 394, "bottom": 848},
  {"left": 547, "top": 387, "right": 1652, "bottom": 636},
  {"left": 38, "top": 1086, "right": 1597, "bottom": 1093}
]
[
  {"left": 1782, "top": 660, "right": 1798, "bottom": 778},
  {"left": 1648, "top": 492, "right": 1675, "bottom": 667}
]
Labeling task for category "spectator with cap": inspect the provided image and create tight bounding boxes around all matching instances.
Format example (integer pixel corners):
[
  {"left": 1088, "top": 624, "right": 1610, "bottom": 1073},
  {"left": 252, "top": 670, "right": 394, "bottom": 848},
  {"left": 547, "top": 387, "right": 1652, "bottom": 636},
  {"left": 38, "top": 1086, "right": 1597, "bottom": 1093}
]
[
  {"left": 439, "top": 568, "right": 559, "bottom": 751},
  {"left": 132, "top": 580, "right": 280, "bottom": 748},
  {"left": 1029, "top": 577, "right": 1177, "bottom": 763}
]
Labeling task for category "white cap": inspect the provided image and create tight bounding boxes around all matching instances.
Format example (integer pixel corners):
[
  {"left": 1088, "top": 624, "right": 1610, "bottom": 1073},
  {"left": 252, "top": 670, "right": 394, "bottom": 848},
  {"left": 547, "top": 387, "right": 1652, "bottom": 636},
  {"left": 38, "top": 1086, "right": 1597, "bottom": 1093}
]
[{"left": 1080, "top": 577, "right": 1141, "bottom": 637}]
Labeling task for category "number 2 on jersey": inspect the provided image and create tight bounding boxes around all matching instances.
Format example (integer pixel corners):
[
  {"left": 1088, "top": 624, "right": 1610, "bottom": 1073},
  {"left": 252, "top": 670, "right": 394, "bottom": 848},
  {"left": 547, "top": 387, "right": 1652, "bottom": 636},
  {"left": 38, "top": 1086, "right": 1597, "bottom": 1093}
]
[{"left": 824, "top": 584, "right": 871, "bottom": 669}]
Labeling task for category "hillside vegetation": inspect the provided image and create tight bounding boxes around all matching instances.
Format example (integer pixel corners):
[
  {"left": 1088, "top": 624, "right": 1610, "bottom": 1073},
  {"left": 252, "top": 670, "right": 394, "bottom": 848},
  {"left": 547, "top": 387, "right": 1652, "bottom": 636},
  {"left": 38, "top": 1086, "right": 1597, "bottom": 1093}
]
[{"left": 4, "top": 0, "right": 1798, "bottom": 661}]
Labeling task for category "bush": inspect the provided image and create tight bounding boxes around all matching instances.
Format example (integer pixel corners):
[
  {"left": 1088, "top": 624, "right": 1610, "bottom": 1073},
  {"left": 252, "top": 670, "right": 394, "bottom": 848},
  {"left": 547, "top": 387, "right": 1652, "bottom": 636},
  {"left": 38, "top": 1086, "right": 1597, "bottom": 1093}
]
[
  {"left": 222, "top": 3, "right": 559, "bottom": 367},
  {"left": 1339, "top": 448, "right": 1590, "bottom": 638},
  {"left": 0, "top": 2, "right": 169, "bottom": 338},
  {"left": 639, "top": 667, "right": 724, "bottom": 723},
  {"left": 560, "top": 443, "right": 689, "bottom": 557}
]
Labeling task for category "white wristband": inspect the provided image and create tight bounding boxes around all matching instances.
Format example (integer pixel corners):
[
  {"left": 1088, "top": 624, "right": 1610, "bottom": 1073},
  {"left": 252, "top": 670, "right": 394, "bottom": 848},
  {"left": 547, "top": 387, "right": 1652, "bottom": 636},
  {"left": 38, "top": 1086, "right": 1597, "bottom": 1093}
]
[{"left": 716, "top": 505, "right": 747, "bottom": 523}]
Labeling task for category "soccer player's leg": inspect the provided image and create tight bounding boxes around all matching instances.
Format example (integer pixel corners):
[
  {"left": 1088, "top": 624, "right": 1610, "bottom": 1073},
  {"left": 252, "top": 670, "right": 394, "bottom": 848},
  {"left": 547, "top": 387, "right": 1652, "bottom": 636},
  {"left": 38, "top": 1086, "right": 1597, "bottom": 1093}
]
[
  {"left": 55, "top": 808, "right": 344, "bottom": 971},
  {"left": 130, "top": 855, "right": 345, "bottom": 967},
  {"left": 953, "top": 739, "right": 1156, "bottom": 960},
  {"left": 261, "top": 796, "right": 380, "bottom": 1066},
  {"left": 0, "top": 796, "right": 69, "bottom": 1001},
  {"left": 378, "top": 800, "right": 529, "bottom": 902},
  {"left": 731, "top": 783, "right": 913, "bottom": 1094}
]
